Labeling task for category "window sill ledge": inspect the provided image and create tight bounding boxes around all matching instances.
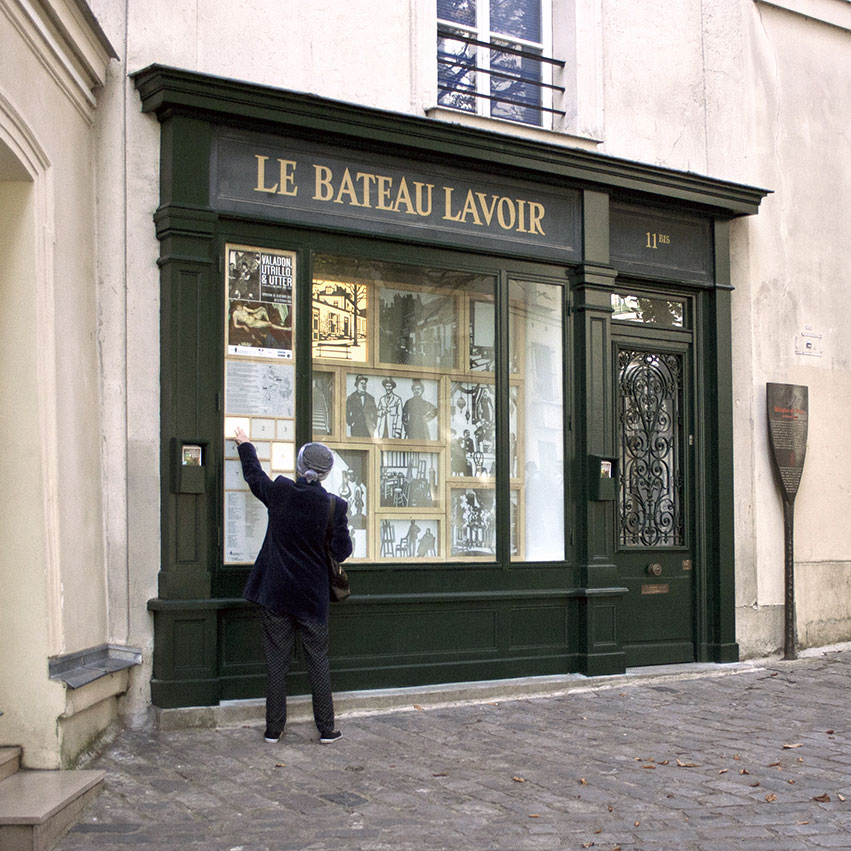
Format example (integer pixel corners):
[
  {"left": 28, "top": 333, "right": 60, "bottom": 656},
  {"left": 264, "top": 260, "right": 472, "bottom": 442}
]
[{"left": 424, "top": 106, "right": 602, "bottom": 151}]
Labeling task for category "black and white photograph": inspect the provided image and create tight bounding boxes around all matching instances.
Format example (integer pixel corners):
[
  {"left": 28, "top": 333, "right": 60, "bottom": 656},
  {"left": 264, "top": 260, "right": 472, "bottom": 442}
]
[
  {"left": 449, "top": 381, "right": 495, "bottom": 476},
  {"left": 312, "top": 371, "right": 334, "bottom": 436},
  {"left": 345, "top": 373, "right": 380, "bottom": 438},
  {"left": 378, "top": 517, "right": 439, "bottom": 559},
  {"left": 449, "top": 488, "right": 520, "bottom": 558},
  {"left": 379, "top": 287, "right": 457, "bottom": 368},
  {"left": 345, "top": 373, "right": 440, "bottom": 441},
  {"left": 401, "top": 377, "right": 440, "bottom": 440},
  {"left": 326, "top": 448, "right": 368, "bottom": 558},
  {"left": 312, "top": 279, "right": 368, "bottom": 361},
  {"left": 450, "top": 488, "right": 495, "bottom": 557},
  {"left": 379, "top": 451, "right": 439, "bottom": 508}
]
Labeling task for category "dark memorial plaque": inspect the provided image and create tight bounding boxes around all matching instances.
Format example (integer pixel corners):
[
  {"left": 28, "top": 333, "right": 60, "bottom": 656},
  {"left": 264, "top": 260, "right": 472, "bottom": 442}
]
[
  {"left": 767, "top": 383, "right": 808, "bottom": 501},
  {"left": 766, "top": 382, "right": 808, "bottom": 661}
]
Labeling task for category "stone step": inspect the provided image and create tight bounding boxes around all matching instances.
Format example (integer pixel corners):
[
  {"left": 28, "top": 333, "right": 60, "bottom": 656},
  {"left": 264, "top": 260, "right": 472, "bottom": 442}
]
[
  {"left": 0, "top": 769, "right": 104, "bottom": 851},
  {"left": 0, "top": 749, "right": 21, "bottom": 784}
]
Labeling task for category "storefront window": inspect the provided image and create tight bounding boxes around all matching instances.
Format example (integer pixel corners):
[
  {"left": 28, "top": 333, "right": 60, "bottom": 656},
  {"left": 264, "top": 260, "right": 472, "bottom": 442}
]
[
  {"left": 310, "top": 256, "right": 565, "bottom": 564},
  {"left": 510, "top": 280, "right": 564, "bottom": 561}
]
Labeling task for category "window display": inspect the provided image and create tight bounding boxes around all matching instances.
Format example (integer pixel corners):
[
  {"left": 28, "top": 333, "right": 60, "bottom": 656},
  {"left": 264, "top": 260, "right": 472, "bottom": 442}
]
[{"left": 310, "top": 254, "right": 563, "bottom": 564}]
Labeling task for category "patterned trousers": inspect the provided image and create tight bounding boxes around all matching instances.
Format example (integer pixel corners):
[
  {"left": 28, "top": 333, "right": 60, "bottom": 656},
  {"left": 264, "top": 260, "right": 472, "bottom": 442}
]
[{"left": 260, "top": 607, "right": 335, "bottom": 735}]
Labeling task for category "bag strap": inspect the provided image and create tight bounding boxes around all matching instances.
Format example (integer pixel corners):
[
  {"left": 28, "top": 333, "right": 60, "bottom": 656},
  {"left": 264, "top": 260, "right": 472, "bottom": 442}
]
[{"left": 325, "top": 495, "right": 336, "bottom": 545}]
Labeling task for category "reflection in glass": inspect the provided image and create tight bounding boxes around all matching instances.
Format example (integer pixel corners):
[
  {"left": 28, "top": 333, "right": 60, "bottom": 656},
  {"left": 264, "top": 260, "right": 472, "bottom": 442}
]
[
  {"left": 611, "top": 293, "right": 684, "bottom": 328},
  {"left": 510, "top": 280, "right": 564, "bottom": 561}
]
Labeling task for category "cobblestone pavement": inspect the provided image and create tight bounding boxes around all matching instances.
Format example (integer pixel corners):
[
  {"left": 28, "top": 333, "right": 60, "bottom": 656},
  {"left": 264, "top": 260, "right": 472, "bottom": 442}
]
[{"left": 57, "top": 649, "right": 851, "bottom": 850}]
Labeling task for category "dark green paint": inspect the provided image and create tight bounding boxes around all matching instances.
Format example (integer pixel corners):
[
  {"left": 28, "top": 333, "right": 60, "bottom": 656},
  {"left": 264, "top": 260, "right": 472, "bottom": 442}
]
[{"left": 138, "top": 65, "right": 762, "bottom": 707}]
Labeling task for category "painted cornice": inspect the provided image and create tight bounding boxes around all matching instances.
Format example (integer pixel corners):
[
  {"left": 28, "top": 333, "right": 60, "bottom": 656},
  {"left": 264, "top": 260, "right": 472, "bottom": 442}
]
[{"left": 133, "top": 64, "right": 770, "bottom": 217}]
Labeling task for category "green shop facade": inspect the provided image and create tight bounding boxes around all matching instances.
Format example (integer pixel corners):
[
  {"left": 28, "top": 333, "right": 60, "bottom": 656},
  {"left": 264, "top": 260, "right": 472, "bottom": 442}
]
[{"left": 135, "top": 66, "right": 767, "bottom": 709}]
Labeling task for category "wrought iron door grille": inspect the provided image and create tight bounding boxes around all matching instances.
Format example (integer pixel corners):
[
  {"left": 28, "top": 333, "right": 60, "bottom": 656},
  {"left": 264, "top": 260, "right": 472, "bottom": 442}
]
[{"left": 617, "top": 350, "right": 685, "bottom": 548}]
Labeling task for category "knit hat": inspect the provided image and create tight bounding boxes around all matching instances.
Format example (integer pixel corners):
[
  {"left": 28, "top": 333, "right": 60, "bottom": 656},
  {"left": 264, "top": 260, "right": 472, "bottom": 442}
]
[{"left": 296, "top": 442, "right": 334, "bottom": 482}]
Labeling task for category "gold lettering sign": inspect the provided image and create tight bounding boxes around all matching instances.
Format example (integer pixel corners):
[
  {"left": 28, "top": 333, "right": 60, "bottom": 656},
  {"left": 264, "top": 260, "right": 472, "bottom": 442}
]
[
  {"left": 255, "top": 155, "right": 547, "bottom": 237},
  {"left": 641, "top": 583, "right": 670, "bottom": 595}
]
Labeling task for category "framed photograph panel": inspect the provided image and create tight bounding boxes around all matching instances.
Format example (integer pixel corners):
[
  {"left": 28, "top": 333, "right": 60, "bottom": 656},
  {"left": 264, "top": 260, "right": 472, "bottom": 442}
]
[
  {"left": 312, "top": 370, "right": 335, "bottom": 438},
  {"left": 312, "top": 279, "right": 368, "bottom": 362},
  {"left": 379, "top": 450, "right": 440, "bottom": 509},
  {"left": 325, "top": 447, "right": 369, "bottom": 559},
  {"left": 449, "top": 487, "right": 496, "bottom": 558},
  {"left": 378, "top": 286, "right": 457, "bottom": 369},
  {"left": 377, "top": 516, "right": 440, "bottom": 560}
]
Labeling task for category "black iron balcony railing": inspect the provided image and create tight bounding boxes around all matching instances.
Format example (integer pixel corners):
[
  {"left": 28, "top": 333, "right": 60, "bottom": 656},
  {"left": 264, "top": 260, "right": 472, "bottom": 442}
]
[{"left": 437, "top": 27, "right": 566, "bottom": 119}]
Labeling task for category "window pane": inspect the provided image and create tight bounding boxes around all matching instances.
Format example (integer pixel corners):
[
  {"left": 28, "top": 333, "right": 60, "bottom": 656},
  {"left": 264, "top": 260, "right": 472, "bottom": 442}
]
[
  {"left": 312, "top": 254, "right": 495, "bottom": 563},
  {"left": 438, "top": 32, "right": 477, "bottom": 113},
  {"left": 438, "top": 0, "right": 477, "bottom": 27},
  {"left": 490, "top": 0, "right": 541, "bottom": 42},
  {"left": 611, "top": 294, "right": 685, "bottom": 328},
  {"left": 510, "top": 280, "right": 564, "bottom": 562},
  {"left": 490, "top": 44, "right": 543, "bottom": 126}
]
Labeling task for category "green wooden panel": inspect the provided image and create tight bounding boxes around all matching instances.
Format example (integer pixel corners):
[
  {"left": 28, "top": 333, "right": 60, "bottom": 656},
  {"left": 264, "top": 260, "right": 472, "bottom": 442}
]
[
  {"left": 330, "top": 609, "right": 498, "bottom": 657},
  {"left": 509, "top": 606, "right": 567, "bottom": 649}
]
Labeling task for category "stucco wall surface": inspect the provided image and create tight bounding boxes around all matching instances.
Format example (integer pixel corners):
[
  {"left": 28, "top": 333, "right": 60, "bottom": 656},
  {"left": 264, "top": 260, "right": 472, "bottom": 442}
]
[{"left": 0, "top": 0, "right": 114, "bottom": 765}]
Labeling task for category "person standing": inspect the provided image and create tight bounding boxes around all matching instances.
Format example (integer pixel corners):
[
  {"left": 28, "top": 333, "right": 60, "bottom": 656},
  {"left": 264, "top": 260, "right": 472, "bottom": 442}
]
[{"left": 233, "top": 427, "right": 352, "bottom": 744}]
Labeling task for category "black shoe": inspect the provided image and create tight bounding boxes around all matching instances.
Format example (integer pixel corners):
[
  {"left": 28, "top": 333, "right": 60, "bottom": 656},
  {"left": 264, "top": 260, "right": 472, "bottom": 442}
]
[
  {"left": 264, "top": 729, "right": 282, "bottom": 743},
  {"left": 319, "top": 730, "right": 342, "bottom": 744}
]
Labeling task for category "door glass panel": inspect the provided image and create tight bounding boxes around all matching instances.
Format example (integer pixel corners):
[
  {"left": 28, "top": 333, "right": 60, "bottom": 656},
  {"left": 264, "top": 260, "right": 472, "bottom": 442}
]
[
  {"left": 617, "top": 350, "right": 684, "bottom": 548},
  {"left": 611, "top": 293, "right": 685, "bottom": 328}
]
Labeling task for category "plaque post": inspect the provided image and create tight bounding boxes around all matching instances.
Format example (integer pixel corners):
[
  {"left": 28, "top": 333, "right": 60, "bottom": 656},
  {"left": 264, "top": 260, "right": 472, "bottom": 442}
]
[{"left": 766, "top": 383, "right": 808, "bottom": 660}]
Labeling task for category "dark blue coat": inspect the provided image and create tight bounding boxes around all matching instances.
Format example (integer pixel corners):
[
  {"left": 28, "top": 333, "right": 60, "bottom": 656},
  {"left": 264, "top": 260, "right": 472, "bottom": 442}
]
[{"left": 238, "top": 442, "right": 352, "bottom": 623}]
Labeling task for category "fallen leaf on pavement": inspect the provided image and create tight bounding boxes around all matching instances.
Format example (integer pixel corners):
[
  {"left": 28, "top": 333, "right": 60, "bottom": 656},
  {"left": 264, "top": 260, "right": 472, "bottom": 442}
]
[
  {"left": 634, "top": 820, "right": 640, "bottom": 826},
  {"left": 768, "top": 761, "right": 781, "bottom": 768},
  {"left": 740, "top": 768, "right": 750, "bottom": 775},
  {"left": 432, "top": 773, "right": 448, "bottom": 777},
  {"left": 765, "top": 793, "right": 777, "bottom": 802},
  {"left": 783, "top": 743, "right": 803, "bottom": 749},
  {"left": 579, "top": 777, "right": 588, "bottom": 785},
  {"left": 676, "top": 758, "right": 699, "bottom": 768},
  {"left": 414, "top": 705, "right": 423, "bottom": 710},
  {"left": 513, "top": 776, "right": 526, "bottom": 783},
  {"left": 659, "top": 760, "right": 669, "bottom": 765},
  {"left": 798, "top": 821, "right": 810, "bottom": 825},
  {"left": 826, "top": 730, "right": 835, "bottom": 735},
  {"left": 274, "top": 763, "right": 286, "bottom": 768},
  {"left": 750, "top": 782, "right": 760, "bottom": 787},
  {"left": 582, "top": 843, "right": 594, "bottom": 848},
  {"left": 642, "top": 764, "right": 656, "bottom": 769},
  {"left": 839, "top": 794, "right": 847, "bottom": 802},
  {"left": 608, "top": 805, "right": 614, "bottom": 812},
  {"left": 788, "top": 780, "right": 796, "bottom": 784},
  {"left": 528, "top": 814, "right": 540, "bottom": 818},
  {"left": 813, "top": 793, "right": 831, "bottom": 803},
  {"left": 733, "top": 754, "right": 741, "bottom": 760},
  {"left": 719, "top": 769, "right": 728, "bottom": 775}
]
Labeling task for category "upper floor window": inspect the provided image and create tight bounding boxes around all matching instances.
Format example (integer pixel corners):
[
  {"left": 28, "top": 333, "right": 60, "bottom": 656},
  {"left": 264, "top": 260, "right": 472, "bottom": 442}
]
[{"left": 437, "top": 0, "right": 563, "bottom": 128}]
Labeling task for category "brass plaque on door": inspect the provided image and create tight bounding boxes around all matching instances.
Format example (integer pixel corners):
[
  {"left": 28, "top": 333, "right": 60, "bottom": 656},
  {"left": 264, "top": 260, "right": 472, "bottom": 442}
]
[
  {"left": 682, "top": 559, "right": 692, "bottom": 571},
  {"left": 641, "top": 583, "right": 670, "bottom": 595}
]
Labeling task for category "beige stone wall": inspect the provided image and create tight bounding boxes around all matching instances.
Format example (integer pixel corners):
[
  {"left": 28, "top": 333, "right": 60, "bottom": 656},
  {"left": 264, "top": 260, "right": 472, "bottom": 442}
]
[
  {"left": 0, "top": 0, "right": 116, "bottom": 767},
  {"left": 80, "top": 0, "right": 851, "bottom": 714}
]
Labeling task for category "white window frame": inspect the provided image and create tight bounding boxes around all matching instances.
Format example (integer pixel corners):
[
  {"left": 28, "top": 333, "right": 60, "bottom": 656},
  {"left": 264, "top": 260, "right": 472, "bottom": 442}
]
[{"left": 437, "top": 0, "right": 555, "bottom": 129}]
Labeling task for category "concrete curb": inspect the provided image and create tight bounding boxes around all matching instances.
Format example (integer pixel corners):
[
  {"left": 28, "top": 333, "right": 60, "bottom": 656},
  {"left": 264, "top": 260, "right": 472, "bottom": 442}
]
[{"left": 156, "top": 660, "right": 767, "bottom": 731}]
